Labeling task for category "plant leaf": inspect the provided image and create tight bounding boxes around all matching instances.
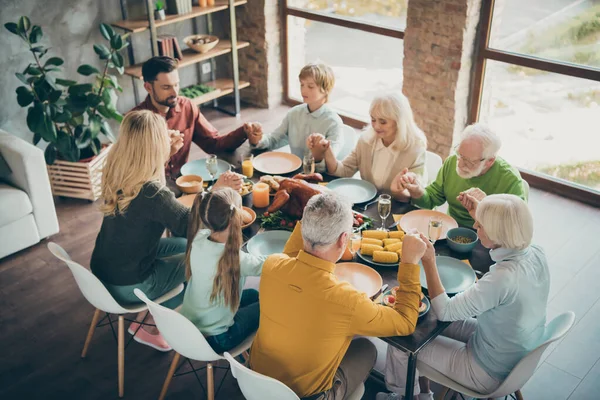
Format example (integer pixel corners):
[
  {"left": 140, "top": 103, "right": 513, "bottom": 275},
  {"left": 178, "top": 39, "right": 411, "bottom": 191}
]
[
  {"left": 89, "top": 114, "right": 102, "bottom": 135},
  {"left": 16, "top": 86, "right": 34, "bottom": 107},
  {"left": 54, "top": 109, "right": 72, "bottom": 123},
  {"left": 33, "top": 132, "right": 42, "bottom": 145},
  {"left": 44, "top": 144, "right": 57, "bottom": 164},
  {"left": 29, "top": 25, "right": 42, "bottom": 43},
  {"left": 55, "top": 78, "right": 77, "bottom": 87},
  {"left": 5, "top": 22, "right": 19, "bottom": 35},
  {"left": 100, "top": 120, "right": 116, "bottom": 142},
  {"left": 93, "top": 44, "right": 111, "bottom": 60},
  {"left": 86, "top": 93, "right": 102, "bottom": 107},
  {"left": 99, "top": 23, "right": 114, "bottom": 41},
  {"left": 56, "top": 129, "right": 72, "bottom": 156},
  {"left": 111, "top": 52, "right": 124, "bottom": 68},
  {"left": 77, "top": 64, "right": 100, "bottom": 76},
  {"left": 18, "top": 16, "right": 31, "bottom": 33},
  {"left": 76, "top": 128, "right": 93, "bottom": 149},
  {"left": 25, "top": 65, "right": 42, "bottom": 76},
  {"left": 101, "top": 87, "right": 113, "bottom": 107},
  {"left": 48, "top": 89, "right": 62, "bottom": 103},
  {"left": 91, "top": 138, "right": 102, "bottom": 155},
  {"left": 68, "top": 83, "right": 94, "bottom": 95},
  {"left": 44, "top": 57, "right": 64, "bottom": 67},
  {"left": 110, "top": 34, "right": 123, "bottom": 51},
  {"left": 15, "top": 72, "right": 29, "bottom": 85}
]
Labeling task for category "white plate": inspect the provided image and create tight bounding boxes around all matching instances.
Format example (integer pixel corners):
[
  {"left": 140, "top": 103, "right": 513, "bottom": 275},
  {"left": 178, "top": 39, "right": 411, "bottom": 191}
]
[{"left": 246, "top": 230, "right": 292, "bottom": 257}]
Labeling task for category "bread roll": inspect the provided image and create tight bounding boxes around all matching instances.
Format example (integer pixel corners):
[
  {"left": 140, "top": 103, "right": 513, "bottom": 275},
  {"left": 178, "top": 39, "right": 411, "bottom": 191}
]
[{"left": 241, "top": 209, "right": 253, "bottom": 224}]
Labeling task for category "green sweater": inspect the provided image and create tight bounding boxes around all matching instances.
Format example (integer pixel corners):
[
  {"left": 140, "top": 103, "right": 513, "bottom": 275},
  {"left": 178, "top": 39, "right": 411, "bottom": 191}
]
[
  {"left": 413, "top": 155, "right": 526, "bottom": 227},
  {"left": 91, "top": 181, "right": 190, "bottom": 285}
]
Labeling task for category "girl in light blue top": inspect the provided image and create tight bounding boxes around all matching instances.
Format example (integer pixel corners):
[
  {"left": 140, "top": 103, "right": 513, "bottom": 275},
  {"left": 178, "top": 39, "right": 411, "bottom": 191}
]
[
  {"left": 379, "top": 194, "right": 550, "bottom": 400},
  {"left": 247, "top": 63, "right": 343, "bottom": 171},
  {"left": 180, "top": 188, "right": 266, "bottom": 353}
]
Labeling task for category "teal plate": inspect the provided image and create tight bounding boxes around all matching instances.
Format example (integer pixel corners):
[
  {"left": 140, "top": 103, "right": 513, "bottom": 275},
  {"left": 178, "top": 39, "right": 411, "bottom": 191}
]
[
  {"left": 246, "top": 230, "right": 292, "bottom": 257},
  {"left": 181, "top": 158, "right": 230, "bottom": 181},
  {"left": 356, "top": 249, "right": 399, "bottom": 268},
  {"left": 327, "top": 178, "right": 377, "bottom": 204},
  {"left": 419, "top": 256, "right": 476, "bottom": 294}
]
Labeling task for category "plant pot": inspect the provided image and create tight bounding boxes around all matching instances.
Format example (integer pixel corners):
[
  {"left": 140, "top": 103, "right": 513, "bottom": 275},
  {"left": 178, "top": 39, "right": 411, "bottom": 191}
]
[
  {"left": 154, "top": 9, "right": 166, "bottom": 20},
  {"left": 47, "top": 144, "right": 112, "bottom": 201}
]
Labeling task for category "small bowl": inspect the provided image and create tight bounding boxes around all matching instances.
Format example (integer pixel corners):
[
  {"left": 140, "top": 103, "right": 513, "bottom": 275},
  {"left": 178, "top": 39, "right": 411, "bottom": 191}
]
[
  {"left": 241, "top": 206, "right": 256, "bottom": 229},
  {"left": 446, "top": 227, "right": 479, "bottom": 253},
  {"left": 184, "top": 35, "right": 219, "bottom": 53},
  {"left": 176, "top": 175, "right": 204, "bottom": 194}
]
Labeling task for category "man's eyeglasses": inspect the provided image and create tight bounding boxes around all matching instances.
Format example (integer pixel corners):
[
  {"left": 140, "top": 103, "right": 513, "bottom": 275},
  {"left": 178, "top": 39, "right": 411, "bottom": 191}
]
[{"left": 454, "top": 145, "right": 486, "bottom": 168}]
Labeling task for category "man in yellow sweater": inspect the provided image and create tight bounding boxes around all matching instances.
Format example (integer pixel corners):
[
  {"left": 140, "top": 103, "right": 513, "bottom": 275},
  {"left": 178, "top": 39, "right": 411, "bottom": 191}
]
[{"left": 249, "top": 192, "right": 428, "bottom": 400}]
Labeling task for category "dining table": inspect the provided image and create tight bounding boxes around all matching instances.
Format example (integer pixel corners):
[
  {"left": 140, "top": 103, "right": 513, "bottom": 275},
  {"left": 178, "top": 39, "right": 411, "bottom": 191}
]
[{"left": 183, "top": 146, "right": 495, "bottom": 399}]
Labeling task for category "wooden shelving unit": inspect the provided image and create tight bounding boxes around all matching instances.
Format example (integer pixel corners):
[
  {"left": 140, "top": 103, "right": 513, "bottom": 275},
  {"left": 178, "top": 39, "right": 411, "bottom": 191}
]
[{"left": 111, "top": 0, "right": 248, "bottom": 116}]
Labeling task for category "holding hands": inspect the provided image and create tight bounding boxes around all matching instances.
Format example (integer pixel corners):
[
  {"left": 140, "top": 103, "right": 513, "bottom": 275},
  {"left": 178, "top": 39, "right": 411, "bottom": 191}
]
[
  {"left": 213, "top": 170, "right": 243, "bottom": 192},
  {"left": 457, "top": 187, "right": 486, "bottom": 219},
  {"left": 167, "top": 129, "right": 184, "bottom": 157},
  {"left": 391, "top": 169, "right": 424, "bottom": 199},
  {"left": 245, "top": 122, "right": 263, "bottom": 145},
  {"left": 401, "top": 231, "right": 430, "bottom": 265},
  {"left": 306, "top": 133, "right": 330, "bottom": 161}
]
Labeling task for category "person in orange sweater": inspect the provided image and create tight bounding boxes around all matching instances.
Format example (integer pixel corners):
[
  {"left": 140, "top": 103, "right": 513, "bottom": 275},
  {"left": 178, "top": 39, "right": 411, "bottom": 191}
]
[{"left": 249, "top": 192, "right": 427, "bottom": 400}]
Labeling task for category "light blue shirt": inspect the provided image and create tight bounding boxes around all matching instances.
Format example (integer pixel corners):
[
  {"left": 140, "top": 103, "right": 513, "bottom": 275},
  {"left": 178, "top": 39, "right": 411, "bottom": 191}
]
[
  {"left": 180, "top": 229, "right": 266, "bottom": 336},
  {"left": 254, "top": 103, "right": 343, "bottom": 171},
  {"left": 431, "top": 245, "right": 550, "bottom": 380}
]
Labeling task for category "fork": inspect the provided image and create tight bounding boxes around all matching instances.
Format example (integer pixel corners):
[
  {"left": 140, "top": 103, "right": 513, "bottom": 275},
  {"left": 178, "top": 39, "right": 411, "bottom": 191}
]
[{"left": 362, "top": 199, "right": 378, "bottom": 211}]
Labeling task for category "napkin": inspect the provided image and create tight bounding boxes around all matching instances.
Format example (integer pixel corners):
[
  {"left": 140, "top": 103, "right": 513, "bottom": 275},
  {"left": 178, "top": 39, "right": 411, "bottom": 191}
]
[{"left": 392, "top": 214, "right": 405, "bottom": 231}]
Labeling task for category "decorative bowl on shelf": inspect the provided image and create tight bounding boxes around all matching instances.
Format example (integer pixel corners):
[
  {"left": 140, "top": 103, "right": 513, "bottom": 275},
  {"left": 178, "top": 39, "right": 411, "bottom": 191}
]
[{"left": 184, "top": 35, "right": 219, "bottom": 53}]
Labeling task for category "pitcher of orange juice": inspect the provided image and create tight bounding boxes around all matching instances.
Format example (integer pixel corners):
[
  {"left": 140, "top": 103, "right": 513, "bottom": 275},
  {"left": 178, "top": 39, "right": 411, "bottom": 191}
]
[{"left": 242, "top": 155, "right": 254, "bottom": 178}]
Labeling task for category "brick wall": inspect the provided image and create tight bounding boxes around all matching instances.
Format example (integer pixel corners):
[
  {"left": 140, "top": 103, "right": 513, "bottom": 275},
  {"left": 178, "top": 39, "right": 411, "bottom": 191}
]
[{"left": 402, "top": 0, "right": 482, "bottom": 157}]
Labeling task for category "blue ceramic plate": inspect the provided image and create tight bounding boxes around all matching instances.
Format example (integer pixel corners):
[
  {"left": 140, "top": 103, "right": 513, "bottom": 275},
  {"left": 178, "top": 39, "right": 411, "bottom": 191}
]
[
  {"left": 381, "top": 290, "right": 430, "bottom": 318},
  {"left": 419, "top": 256, "right": 476, "bottom": 294},
  {"left": 180, "top": 158, "right": 230, "bottom": 181},
  {"left": 356, "top": 249, "right": 399, "bottom": 268},
  {"left": 246, "top": 230, "right": 292, "bottom": 257},
  {"left": 326, "top": 178, "right": 377, "bottom": 204}
]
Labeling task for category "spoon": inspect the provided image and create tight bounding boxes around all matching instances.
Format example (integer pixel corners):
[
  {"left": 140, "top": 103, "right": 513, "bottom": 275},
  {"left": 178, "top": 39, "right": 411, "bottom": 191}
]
[{"left": 362, "top": 199, "right": 378, "bottom": 211}]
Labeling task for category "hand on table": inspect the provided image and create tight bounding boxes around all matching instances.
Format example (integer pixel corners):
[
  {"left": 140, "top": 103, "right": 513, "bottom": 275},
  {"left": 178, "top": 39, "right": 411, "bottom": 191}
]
[
  {"left": 167, "top": 129, "right": 184, "bottom": 157},
  {"left": 245, "top": 122, "right": 263, "bottom": 145},
  {"left": 306, "top": 133, "right": 330, "bottom": 161},
  {"left": 213, "top": 170, "right": 243, "bottom": 192},
  {"left": 401, "top": 231, "right": 429, "bottom": 265}
]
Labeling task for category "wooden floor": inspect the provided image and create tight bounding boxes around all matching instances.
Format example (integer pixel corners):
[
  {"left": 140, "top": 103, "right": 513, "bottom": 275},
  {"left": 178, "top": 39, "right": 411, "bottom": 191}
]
[{"left": 1, "top": 103, "right": 600, "bottom": 400}]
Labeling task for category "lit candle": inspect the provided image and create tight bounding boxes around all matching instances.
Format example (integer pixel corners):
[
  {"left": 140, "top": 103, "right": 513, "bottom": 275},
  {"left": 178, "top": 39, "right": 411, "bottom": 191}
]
[{"left": 253, "top": 182, "right": 270, "bottom": 208}]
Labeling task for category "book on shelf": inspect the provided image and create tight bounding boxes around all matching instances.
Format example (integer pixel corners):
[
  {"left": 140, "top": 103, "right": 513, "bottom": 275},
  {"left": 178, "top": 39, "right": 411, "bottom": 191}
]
[
  {"left": 172, "top": 37, "right": 183, "bottom": 60},
  {"left": 157, "top": 35, "right": 182, "bottom": 60}
]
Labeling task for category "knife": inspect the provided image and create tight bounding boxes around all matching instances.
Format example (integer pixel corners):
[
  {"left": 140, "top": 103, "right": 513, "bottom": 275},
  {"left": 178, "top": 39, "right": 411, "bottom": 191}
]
[{"left": 386, "top": 219, "right": 402, "bottom": 231}]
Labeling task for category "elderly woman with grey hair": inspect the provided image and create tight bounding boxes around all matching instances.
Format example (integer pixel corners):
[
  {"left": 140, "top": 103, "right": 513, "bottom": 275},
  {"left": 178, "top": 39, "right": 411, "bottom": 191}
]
[
  {"left": 250, "top": 191, "right": 429, "bottom": 400},
  {"left": 377, "top": 194, "right": 550, "bottom": 400}
]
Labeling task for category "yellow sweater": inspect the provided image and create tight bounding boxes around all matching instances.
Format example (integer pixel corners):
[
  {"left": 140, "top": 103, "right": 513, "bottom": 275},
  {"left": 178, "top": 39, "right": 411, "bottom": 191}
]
[{"left": 249, "top": 223, "right": 421, "bottom": 397}]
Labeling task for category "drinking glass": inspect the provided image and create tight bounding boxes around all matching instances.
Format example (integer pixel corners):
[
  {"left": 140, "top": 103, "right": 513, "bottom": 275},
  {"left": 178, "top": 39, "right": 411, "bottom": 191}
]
[
  {"left": 348, "top": 233, "right": 361, "bottom": 260},
  {"left": 303, "top": 154, "right": 315, "bottom": 174},
  {"left": 428, "top": 216, "right": 443, "bottom": 245},
  {"left": 206, "top": 154, "right": 218, "bottom": 182},
  {"left": 377, "top": 194, "right": 391, "bottom": 231}
]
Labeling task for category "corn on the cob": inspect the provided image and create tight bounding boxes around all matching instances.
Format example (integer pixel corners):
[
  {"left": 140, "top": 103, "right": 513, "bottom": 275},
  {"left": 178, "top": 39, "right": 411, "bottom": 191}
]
[
  {"left": 373, "top": 251, "right": 399, "bottom": 263},
  {"left": 360, "top": 244, "right": 384, "bottom": 256},
  {"left": 362, "top": 230, "right": 389, "bottom": 240},
  {"left": 388, "top": 230, "right": 405, "bottom": 239},
  {"left": 385, "top": 242, "right": 403, "bottom": 252},
  {"left": 383, "top": 238, "right": 401, "bottom": 246},
  {"left": 361, "top": 238, "right": 383, "bottom": 246}
]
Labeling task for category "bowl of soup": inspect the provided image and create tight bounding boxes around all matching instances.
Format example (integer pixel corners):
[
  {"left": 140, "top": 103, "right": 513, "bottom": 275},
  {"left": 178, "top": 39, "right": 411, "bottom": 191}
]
[
  {"left": 176, "top": 175, "right": 204, "bottom": 194},
  {"left": 446, "top": 227, "right": 479, "bottom": 253}
]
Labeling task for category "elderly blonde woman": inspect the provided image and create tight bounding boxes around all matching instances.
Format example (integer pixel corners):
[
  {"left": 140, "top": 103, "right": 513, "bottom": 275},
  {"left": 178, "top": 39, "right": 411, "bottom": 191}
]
[
  {"left": 91, "top": 110, "right": 238, "bottom": 351},
  {"left": 397, "top": 123, "right": 526, "bottom": 227},
  {"left": 307, "top": 93, "right": 427, "bottom": 201},
  {"left": 377, "top": 194, "right": 550, "bottom": 400}
]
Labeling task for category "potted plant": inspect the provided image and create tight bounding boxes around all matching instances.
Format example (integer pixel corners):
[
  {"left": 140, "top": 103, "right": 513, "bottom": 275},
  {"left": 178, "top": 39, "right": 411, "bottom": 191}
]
[
  {"left": 5, "top": 17, "right": 130, "bottom": 200},
  {"left": 155, "top": 1, "right": 166, "bottom": 20}
]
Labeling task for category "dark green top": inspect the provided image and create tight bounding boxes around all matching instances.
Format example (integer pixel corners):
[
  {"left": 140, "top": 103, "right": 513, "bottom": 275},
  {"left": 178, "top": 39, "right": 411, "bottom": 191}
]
[{"left": 91, "top": 181, "right": 189, "bottom": 285}]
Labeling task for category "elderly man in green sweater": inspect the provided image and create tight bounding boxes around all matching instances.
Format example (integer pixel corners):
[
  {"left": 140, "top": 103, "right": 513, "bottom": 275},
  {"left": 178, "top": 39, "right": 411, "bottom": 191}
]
[{"left": 392, "top": 123, "right": 526, "bottom": 227}]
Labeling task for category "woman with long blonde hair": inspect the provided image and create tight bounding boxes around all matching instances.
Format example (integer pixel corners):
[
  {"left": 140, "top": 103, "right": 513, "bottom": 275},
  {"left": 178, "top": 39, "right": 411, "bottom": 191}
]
[
  {"left": 307, "top": 92, "right": 428, "bottom": 201},
  {"left": 90, "top": 110, "right": 189, "bottom": 352},
  {"left": 180, "top": 188, "right": 265, "bottom": 353}
]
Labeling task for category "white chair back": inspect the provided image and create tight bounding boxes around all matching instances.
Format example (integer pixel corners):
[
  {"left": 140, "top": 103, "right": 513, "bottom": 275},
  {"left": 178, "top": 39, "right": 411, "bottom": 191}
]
[
  {"left": 522, "top": 179, "right": 530, "bottom": 201},
  {"left": 337, "top": 125, "right": 359, "bottom": 160},
  {"left": 223, "top": 352, "right": 300, "bottom": 400},
  {"left": 134, "top": 288, "right": 222, "bottom": 362},
  {"left": 48, "top": 242, "right": 131, "bottom": 314},
  {"left": 425, "top": 151, "right": 443, "bottom": 184},
  {"left": 487, "top": 311, "right": 575, "bottom": 397}
]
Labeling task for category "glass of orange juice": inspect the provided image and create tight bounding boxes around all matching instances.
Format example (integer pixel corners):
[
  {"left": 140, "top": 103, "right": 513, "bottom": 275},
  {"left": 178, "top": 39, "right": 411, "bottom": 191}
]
[{"left": 242, "top": 154, "right": 254, "bottom": 178}]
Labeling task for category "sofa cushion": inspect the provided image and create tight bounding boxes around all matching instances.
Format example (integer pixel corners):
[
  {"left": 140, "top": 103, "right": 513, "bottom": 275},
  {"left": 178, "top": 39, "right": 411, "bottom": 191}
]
[
  {"left": 0, "top": 151, "right": 11, "bottom": 179},
  {"left": 0, "top": 183, "right": 33, "bottom": 226}
]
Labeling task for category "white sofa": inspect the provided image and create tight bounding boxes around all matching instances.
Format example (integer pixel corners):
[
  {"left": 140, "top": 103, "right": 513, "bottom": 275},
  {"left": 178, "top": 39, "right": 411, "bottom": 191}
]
[{"left": 0, "top": 130, "right": 59, "bottom": 259}]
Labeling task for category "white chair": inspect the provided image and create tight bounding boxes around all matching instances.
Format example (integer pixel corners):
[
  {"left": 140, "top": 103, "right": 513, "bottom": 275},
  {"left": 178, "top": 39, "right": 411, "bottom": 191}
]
[
  {"left": 337, "top": 124, "right": 359, "bottom": 160},
  {"left": 223, "top": 352, "right": 365, "bottom": 400},
  {"left": 425, "top": 150, "right": 443, "bottom": 185},
  {"left": 47, "top": 242, "right": 184, "bottom": 398},
  {"left": 134, "top": 288, "right": 255, "bottom": 400},
  {"left": 417, "top": 311, "right": 575, "bottom": 400},
  {"left": 522, "top": 179, "right": 530, "bottom": 201}
]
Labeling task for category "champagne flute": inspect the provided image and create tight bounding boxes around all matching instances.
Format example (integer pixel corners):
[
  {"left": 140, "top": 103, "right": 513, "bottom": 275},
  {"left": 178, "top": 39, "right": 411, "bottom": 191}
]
[
  {"left": 428, "top": 216, "right": 443, "bottom": 245},
  {"left": 377, "top": 194, "right": 391, "bottom": 231},
  {"left": 303, "top": 154, "right": 315, "bottom": 174},
  {"left": 206, "top": 154, "right": 218, "bottom": 182},
  {"left": 348, "top": 233, "right": 361, "bottom": 260}
]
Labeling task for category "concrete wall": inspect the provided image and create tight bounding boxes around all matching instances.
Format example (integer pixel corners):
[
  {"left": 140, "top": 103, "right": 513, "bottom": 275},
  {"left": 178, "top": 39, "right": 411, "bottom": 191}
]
[{"left": 0, "top": 0, "right": 207, "bottom": 143}]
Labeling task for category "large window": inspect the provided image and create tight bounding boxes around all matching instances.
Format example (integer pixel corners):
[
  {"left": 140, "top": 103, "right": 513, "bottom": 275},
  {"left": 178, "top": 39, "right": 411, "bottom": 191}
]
[
  {"left": 284, "top": 1, "right": 407, "bottom": 125},
  {"left": 472, "top": 0, "right": 600, "bottom": 201}
]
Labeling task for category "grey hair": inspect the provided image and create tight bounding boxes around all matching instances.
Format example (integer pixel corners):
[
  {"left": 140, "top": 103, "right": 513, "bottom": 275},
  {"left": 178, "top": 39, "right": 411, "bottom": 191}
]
[
  {"left": 459, "top": 123, "right": 502, "bottom": 159},
  {"left": 476, "top": 194, "right": 533, "bottom": 250},
  {"left": 301, "top": 192, "right": 353, "bottom": 250}
]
